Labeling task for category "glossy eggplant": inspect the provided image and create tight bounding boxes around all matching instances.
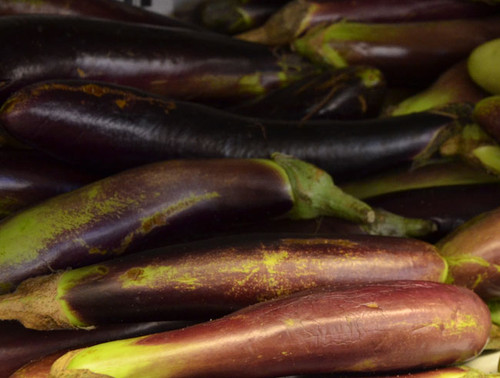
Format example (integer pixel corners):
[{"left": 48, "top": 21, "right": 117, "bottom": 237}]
[
  {"left": 0, "top": 233, "right": 446, "bottom": 330},
  {"left": 0, "top": 149, "right": 98, "bottom": 218},
  {"left": 0, "top": 320, "right": 194, "bottom": 378},
  {"left": 468, "top": 38, "right": 500, "bottom": 95},
  {"left": 0, "top": 0, "right": 199, "bottom": 30},
  {"left": 1, "top": 80, "right": 488, "bottom": 180},
  {"left": 474, "top": 95, "right": 500, "bottom": 143},
  {"left": 0, "top": 15, "right": 315, "bottom": 106},
  {"left": 437, "top": 205, "right": 500, "bottom": 301},
  {"left": 238, "top": 0, "right": 499, "bottom": 46},
  {"left": 228, "top": 65, "right": 387, "bottom": 121},
  {"left": 49, "top": 281, "right": 491, "bottom": 377},
  {"left": 292, "top": 16, "right": 500, "bottom": 86},
  {"left": 0, "top": 154, "right": 374, "bottom": 294}
]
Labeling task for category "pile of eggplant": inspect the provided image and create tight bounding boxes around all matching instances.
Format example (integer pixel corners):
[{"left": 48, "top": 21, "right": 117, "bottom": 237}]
[{"left": 1, "top": 0, "right": 500, "bottom": 376}]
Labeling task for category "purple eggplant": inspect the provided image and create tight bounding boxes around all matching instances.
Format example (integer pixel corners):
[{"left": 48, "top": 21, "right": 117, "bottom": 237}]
[
  {"left": 48, "top": 281, "right": 491, "bottom": 377},
  {"left": 0, "top": 15, "right": 315, "bottom": 106},
  {"left": 0, "top": 233, "right": 446, "bottom": 330},
  {"left": 1, "top": 80, "right": 492, "bottom": 181},
  {"left": 0, "top": 153, "right": 374, "bottom": 294}
]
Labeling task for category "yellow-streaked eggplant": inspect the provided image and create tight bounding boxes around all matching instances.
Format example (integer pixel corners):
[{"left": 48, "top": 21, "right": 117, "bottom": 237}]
[
  {"left": 0, "top": 233, "right": 446, "bottom": 330},
  {"left": 48, "top": 281, "right": 491, "bottom": 377},
  {"left": 0, "top": 15, "right": 315, "bottom": 106},
  {"left": 0, "top": 153, "right": 374, "bottom": 294},
  {"left": 1, "top": 80, "right": 493, "bottom": 181}
]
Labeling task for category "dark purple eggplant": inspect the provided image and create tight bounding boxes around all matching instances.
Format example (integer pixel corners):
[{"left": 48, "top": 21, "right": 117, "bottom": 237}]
[
  {"left": 292, "top": 16, "right": 500, "bottom": 86},
  {"left": 0, "top": 0, "right": 200, "bottom": 30},
  {"left": 0, "top": 153, "right": 374, "bottom": 294},
  {"left": 48, "top": 281, "right": 491, "bottom": 377},
  {"left": 474, "top": 95, "right": 500, "bottom": 142},
  {"left": 238, "top": 0, "right": 499, "bottom": 46},
  {"left": 0, "top": 233, "right": 446, "bottom": 330},
  {"left": 0, "top": 319, "right": 194, "bottom": 378},
  {"left": 2, "top": 80, "right": 493, "bottom": 181},
  {"left": 0, "top": 149, "right": 98, "bottom": 218},
  {"left": 228, "top": 65, "right": 387, "bottom": 121},
  {"left": 0, "top": 15, "right": 316, "bottom": 106}
]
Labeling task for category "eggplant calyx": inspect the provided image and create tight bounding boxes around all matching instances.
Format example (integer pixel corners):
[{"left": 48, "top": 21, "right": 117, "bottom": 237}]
[{"left": 271, "top": 153, "right": 375, "bottom": 224}]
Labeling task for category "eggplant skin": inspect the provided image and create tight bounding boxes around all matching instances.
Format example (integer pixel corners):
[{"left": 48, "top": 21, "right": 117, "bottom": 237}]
[{"left": 50, "top": 281, "right": 491, "bottom": 377}]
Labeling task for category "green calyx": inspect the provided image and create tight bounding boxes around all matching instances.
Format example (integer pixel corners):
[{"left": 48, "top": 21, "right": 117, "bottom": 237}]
[{"left": 271, "top": 153, "right": 374, "bottom": 224}]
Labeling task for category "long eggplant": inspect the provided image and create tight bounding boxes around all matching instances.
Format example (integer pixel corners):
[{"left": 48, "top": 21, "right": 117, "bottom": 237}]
[
  {"left": 0, "top": 320, "right": 194, "bottom": 378},
  {"left": 0, "top": 149, "right": 98, "bottom": 219},
  {"left": 238, "top": 0, "right": 499, "bottom": 46},
  {"left": 292, "top": 16, "right": 500, "bottom": 86},
  {"left": 1, "top": 80, "right": 493, "bottom": 180},
  {"left": 49, "top": 281, "right": 491, "bottom": 377},
  {"left": 0, "top": 15, "right": 315, "bottom": 106},
  {"left": 468, "top": 38, "right": 500, "bottom": 95},
  {"left": 0, "top": 233, "right": 446, "bottom": 330},
  {"left": 228, "top": 65, "right": 387, "bottom": 121},
  {"left": 0, "top": 0, "right": 200, "bottom": 30},
  {"left": 0, "top": 153, "right": 374, "bottom": 294},
  {"left": 474, "top": 96, "right": 500, "bottom": 143}
]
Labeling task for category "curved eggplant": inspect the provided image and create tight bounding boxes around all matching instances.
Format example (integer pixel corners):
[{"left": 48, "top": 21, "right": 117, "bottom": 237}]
[
  {"left": 0, "top": 80, "right": 479, "bottom": 180},
  {"left": 0, "top": 15, "right": 315, "bottom": 106},
  {"left": 49, "top": 281, "right": 491, "bottom": 377}
]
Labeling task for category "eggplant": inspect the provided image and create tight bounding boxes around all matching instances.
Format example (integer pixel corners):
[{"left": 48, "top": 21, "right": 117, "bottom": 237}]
[
  {"left": 0, "top": 233, "right": 446, "bottom": 330},
  {"left": 387, "top": 60, "right": 488, "bottom": 116},
  {"left": 228, "top": 65, "right": 387, "bottom": 121},
  {"left": 0, "top": 320, "right": 194, "bottom": 378},
  {"left": 0, "top": 15, "right": 315, "bottom": 106},
  {"left": 237, "top": 0, "right": 499, "bottom": 46},
  {"left": 468, "top": 38, "right": 500, "bottom": 95},
  {"left": 0, "top": 0, "right": 200, "bottom": 30},
  {"left": 292, "top": 16, "right": 500, "bottom": 86},
  {"left": 0, "top": 153, "right": 374, "bottom": 294},
  {"left": 0, "top": 149, "right": 98, "bottom": 219},
  {"left": 1, "top": 80, "right": 491, "bottom": 181},
  {"left": 474, "top": 96, "right": 500, "bottom": 143},
  {"left": 48, "top": 281, "right": 491, "bottom": 377},
  {"left": 437, "top": 205, "right": 500, "bottom": 301}
]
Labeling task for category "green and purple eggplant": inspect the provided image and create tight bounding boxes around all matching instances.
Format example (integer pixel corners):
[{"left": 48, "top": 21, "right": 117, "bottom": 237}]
[
  {"left": 0, "top": 0, "right": 199, "bottom": 30},
  {"left": 0, "top": 320, "right": 194, "bottom": 378},
  {"left": 0, "top": 149, "right": 98, "bottom": 219},
  {"left": 0, "top": 15, "right": 316, "bottom": 106},
  {"left": 292, "top": 16, "right": 500, "bottom": 86},
  {"left": 227, "top": 65, "right": 387, "bottom": 121},
  {"left": 468, "top": 38, "right": 500, "bottom": 95},
  {"left": 474, "top": 95, "right": 500, "bottom": 143},
  {"left": 0, "top": 233, "right": 446, "bottom": 330},
  {"left": 48, "top": 281, "right": 491, "bottom": 377},
  {"left": 1, "top": 80, "right": 495, "bottom": 180},
  {"left": 387, "top": 60, "right": 489, "bottom": 116},
  {"left": 0, "top": 153, "right": 374, "bottom": 294}
]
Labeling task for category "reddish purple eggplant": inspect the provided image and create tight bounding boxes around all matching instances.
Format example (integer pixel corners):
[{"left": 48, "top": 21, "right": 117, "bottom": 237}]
[
  {"left": 0, "top": 15, "right": 315, "bottom": 106},
  {"left": 0, "top": 233, "right": 446, "bottom": 330},
  {"left": 1, "top": 80, "right": 492, "bottom": 181},
  {"left": 228, "top": 65, "right": 387, "bottom": 121},
  {"left": 0, "top": 0, "right": 199, "bottom": 30},
  {"left": 0, "top": 149, "right": 98, "bottom": 218},
  {"left": 474, "top": 95, "right": 500, "bottom": 142},
  {"left": 238, "top": 0, "right": 499, "bottom": 46},
  {"left": 292, "top": 16, "right": 500, "bottom": 86},
  {"left": 48, "top": 281, "right": 491, "bottom": 377},
  {"left": 0, "top": 153, "right": 374, "bottom": 294},
  {"left": 0, "top": 320, "right": 194, "bottom": 378}
]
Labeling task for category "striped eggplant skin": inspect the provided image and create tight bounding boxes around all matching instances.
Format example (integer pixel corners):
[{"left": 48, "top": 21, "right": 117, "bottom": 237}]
[
  {"left": 437, "top": 206, "right": 500, "bottom": 301},
  {"left": 0, "top": 0, "right": 200, "bottom": 30},
  {"left": 49, "top": 281, "right": 491, "bottom": 377},
  {"left": 0, "top": 320, "right": 195, "bottom": 378},
  {"left": 238, "top": 0, "right": 499, "bottom": 46},
  {"left": 292, "top": 16, "right": 500, "bottom": 86},
  {"left": 0, "top": 15, "right": 315, "bottom": 106},
  {"left": 0, "top": 158, "right": 297, "bottom": 294},
  {"left": 0, "top": 149, "right": 98, "bottom": 219},
  {"left": 474, "top": 96, "right": 500, "bottom": 143},
  {"left": 0, "top": 233, "right": 446, "bottom": 330},
  {"left": 0, "top": 80, "right": 459, "bottom": 179}
]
